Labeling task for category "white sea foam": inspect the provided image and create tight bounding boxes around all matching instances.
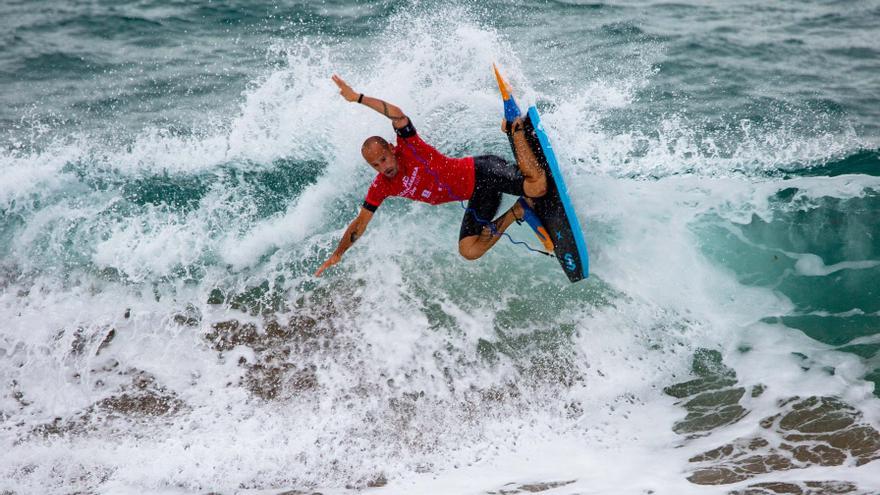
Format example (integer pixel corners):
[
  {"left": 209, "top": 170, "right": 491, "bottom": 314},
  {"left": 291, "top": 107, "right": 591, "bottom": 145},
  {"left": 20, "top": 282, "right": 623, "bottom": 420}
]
[{"left": 793, "top": 253, "right": 880, "bottom": 276}]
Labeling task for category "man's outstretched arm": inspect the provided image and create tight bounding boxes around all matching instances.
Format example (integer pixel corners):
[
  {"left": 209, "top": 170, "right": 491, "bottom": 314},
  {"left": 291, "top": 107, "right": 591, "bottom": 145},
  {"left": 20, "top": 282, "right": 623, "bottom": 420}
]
[
  {"left": 315, "top": 207, "right": 374, "bottom": 277},
  {"left": 332, "top": 74, "right": 409, "bottom": 129}
]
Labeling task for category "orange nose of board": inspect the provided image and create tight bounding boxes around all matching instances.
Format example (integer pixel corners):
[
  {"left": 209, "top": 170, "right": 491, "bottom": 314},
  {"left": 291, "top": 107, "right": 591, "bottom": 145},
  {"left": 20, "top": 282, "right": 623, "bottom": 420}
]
[
  {"left": 493, "top": 63, "right": 522, "bottom": 122},
  {"left": 493, "top": 63, "right": 511, "bottom": 101}
]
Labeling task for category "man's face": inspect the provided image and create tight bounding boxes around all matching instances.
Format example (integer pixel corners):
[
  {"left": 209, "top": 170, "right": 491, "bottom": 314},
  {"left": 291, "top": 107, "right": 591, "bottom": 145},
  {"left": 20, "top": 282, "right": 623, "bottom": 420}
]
[{"left": 362, "top": 141, "right": 399, "bottom": 179}]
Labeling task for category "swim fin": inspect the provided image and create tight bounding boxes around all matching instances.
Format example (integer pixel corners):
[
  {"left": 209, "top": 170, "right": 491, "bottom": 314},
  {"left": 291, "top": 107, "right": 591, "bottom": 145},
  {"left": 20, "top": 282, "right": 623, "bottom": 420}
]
[{"left": 516, "top": 197, "right": 554, "bottom": 252}]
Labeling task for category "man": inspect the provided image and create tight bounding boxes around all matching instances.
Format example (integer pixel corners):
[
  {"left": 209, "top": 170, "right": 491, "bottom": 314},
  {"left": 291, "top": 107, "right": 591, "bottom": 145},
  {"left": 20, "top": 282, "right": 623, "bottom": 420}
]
[{"left": 314, "top": 74, "right": 547, "bottom": 277}]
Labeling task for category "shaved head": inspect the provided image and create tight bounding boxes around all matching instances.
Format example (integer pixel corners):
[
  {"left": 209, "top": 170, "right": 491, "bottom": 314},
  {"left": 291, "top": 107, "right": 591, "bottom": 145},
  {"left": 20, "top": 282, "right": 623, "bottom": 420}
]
[
  {"left": 361, "top": 136, "right": 389, "bottom": 155},
  {"left": 361, "top": 135, "right": 399, "bottom": 179}
]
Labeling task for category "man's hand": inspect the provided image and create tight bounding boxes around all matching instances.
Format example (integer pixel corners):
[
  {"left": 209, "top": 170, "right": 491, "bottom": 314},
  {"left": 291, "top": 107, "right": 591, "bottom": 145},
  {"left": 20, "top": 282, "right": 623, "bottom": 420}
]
[
  {"left": 335, "top": 77, "right": 408, "bottom": 128},
  {"left": 315, "top": 253, "right": 341, "bottom": 277},
  {"left": 332, "top": 74, "right": 359, "bottom": 102},
  {"left": 501, "top": 117, "right": 524, "bottom": 134}
]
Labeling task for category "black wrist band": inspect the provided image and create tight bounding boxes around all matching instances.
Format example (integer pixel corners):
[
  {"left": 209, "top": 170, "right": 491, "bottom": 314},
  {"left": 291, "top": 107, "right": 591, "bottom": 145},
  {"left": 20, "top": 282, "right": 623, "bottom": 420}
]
[{"left": 357, "top": 93, "right": 364, "bottom": 104}]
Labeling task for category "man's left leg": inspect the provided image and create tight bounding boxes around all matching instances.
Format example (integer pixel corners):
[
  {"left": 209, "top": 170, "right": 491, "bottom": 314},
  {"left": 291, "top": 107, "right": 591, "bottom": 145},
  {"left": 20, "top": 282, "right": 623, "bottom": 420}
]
[
  {"left": 508, "top": 118, "right": 547, "bottom": 199},
  {"left": 458, "top": 191, "right": 526, "bottom": 261},
  {"left": 458, "top": 154, "right": 535, "bottom": 261}
]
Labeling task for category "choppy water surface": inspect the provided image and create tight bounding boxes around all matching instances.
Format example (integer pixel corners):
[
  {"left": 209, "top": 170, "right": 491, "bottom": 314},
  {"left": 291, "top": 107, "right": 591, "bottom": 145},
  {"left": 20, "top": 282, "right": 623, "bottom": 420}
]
[{"left": 1, "top": 1, "right": 879, "bottom": 494}]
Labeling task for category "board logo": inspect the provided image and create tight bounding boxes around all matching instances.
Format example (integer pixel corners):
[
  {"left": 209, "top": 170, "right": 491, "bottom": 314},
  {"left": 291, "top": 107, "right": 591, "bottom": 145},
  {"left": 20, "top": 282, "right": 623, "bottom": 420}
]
[{"left": 563, "top": 253, "right": 576, "bottom": 271}]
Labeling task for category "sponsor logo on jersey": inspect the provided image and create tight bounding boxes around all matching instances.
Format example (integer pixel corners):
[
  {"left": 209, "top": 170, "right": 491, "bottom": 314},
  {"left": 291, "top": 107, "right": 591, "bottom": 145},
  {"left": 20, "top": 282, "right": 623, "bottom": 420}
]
[{"left": 401, "top": 166, "right": 420, "bottom": 197}]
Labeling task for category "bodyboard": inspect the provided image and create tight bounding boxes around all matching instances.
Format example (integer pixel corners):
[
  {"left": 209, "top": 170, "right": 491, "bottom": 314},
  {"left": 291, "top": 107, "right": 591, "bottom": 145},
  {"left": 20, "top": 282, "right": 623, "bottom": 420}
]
[{"left": 507, "top": 107, "right": 589, "bottom": 282}]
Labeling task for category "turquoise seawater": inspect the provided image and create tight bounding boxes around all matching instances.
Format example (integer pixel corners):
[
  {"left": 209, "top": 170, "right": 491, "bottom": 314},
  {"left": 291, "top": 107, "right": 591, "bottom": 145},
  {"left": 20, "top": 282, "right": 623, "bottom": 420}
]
[{"left": 1, "top": 1, "right": 878, "bottom": 493}]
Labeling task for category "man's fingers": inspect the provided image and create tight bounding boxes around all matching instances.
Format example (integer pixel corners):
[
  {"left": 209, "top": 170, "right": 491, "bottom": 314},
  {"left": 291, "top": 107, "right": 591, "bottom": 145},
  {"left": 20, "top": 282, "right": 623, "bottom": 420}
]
[
  {"left": 315, "top": 259, "right": 329, "bottom": 277},
  {"left": 331, "top": 75, "right": 357, "bottom": 101},
  {"left": 315, "top": 256, "right": 338, "bottom": 277},
  {"left": 513, "top": 117, "right": 524, "bottom": 129}
]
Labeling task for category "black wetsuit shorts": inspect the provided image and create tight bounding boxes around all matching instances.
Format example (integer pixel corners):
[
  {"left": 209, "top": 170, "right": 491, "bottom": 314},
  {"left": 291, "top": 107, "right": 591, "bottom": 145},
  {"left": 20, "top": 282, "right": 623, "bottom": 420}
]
[{"left": 459, "top": 155, "right": 525, "bottom": 240}]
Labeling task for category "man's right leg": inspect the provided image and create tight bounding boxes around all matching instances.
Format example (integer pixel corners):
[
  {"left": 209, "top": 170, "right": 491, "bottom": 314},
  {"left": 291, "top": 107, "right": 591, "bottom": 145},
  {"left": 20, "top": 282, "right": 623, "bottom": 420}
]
[{"left": 508, "top": 118, "right": 547, "bottom": 198}]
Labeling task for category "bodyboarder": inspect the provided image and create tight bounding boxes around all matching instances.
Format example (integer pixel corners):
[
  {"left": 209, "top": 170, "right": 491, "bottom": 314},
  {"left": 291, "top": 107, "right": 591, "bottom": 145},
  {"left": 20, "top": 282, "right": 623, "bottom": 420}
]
[{"left": 315, "top": 74, "right": 547, "bottom": 277}]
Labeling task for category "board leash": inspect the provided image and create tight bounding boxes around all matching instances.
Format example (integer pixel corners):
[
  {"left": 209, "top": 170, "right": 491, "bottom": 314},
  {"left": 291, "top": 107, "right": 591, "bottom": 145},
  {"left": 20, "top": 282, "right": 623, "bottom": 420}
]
[{"left": 400, "top": 140, "right": 555, "bottom": 258}]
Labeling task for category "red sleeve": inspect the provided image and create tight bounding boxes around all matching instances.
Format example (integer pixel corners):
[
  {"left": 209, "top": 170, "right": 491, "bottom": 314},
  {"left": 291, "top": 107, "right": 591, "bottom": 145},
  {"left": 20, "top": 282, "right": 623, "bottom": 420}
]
[
  {"left": 364, "top": 176, "right": 389, "bottom": 211},
  {"left": 396, "top": 130, "right": 433, "bottom": 162}
]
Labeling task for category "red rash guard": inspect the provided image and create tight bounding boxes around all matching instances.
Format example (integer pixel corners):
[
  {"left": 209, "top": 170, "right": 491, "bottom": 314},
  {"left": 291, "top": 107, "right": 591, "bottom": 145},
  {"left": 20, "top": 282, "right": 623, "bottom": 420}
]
[{"left": 363, "top": 121, "right": 475, "bottom": 212}]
